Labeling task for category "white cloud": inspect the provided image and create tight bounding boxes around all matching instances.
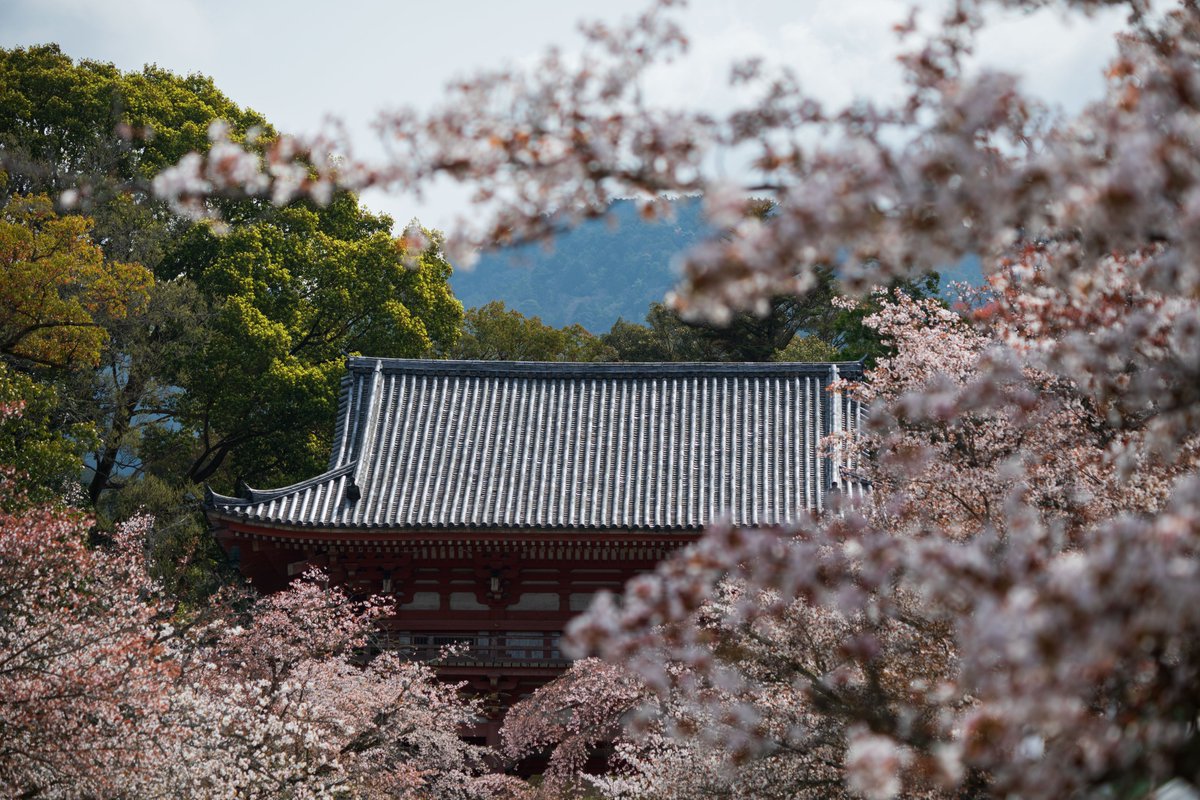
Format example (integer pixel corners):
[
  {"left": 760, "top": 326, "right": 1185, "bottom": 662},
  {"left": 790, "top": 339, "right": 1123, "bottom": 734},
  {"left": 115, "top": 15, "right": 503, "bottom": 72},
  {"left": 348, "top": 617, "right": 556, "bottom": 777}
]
[
  {"left": 0, "top": 0, "right": 1131, "bottom": 230},
  {"left": 2, "top": 0, "right": 213, "bottom": 68},
  {"left": 972, "top": 4, "right": 1125, "bottom": 113}
]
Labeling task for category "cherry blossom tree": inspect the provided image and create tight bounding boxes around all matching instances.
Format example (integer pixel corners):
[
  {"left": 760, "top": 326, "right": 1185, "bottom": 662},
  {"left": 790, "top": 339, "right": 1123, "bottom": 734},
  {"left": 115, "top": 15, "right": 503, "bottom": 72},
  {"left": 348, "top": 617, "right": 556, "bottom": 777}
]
[
  {"left": 498, "top": 282, "right": 1192, "bottom": 800},
  {"left": 501, "top": 658, "right": 647, "bottom": 794},
  {"left": 157, "top": 572, "right": 504, "bottom": 800},
  {"left": 0, "top": 434, "right": 511, "bottom": 798},
  {"left": 504, "top": 609, "right": 860, "bottom": 800},
  {"left": 566, "top": 284, "right": 1200, "bottom": 799},
  {"left": 0, "top": 478, "right": 175, "bottom": 798},
  {"left": 146, "top": 0, "right": 1200, "bottom": 797}
]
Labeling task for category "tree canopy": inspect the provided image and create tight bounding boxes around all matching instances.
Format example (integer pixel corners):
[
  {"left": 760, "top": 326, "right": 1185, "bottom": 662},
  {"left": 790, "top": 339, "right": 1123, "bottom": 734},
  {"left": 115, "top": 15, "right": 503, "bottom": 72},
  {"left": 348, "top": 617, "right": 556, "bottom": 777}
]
[
  {"left": 160, "top": 200, "right": 461, "bottom": 485},
  {"left": 448, "top": 301, "right": 612, "bottom": 362},
  {"left": 0, "top": 44, "right": 269, "bottom": 194},
  {"left": 0, "top": 194, "right": 151, "bottom": 368},
  {"left": 0, "top": 45, "right": 464, "bottom": 604}
]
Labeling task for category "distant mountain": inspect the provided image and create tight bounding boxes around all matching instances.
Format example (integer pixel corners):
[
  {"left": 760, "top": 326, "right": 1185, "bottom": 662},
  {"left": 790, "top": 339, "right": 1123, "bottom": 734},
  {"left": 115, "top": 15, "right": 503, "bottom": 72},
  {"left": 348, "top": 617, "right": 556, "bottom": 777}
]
[
  {"left": 937, "top": 254, "right": 985, "bottom": 294},
  {"left": 450, "top": 198, "right": 707, "bottom": 333},
  {"left": 449, "top": 198, "right": 984, "bottom": 333}
]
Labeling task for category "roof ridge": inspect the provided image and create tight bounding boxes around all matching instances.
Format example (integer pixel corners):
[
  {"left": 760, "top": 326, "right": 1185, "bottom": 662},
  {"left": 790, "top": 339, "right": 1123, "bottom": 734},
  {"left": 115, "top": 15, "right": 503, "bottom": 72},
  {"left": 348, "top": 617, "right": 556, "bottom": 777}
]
[
  {"left": 347, "top": 359, "right": 385, "bottom": 503},
  {"left": 345, "top": 356, "right": 863, "bottom": 378}
]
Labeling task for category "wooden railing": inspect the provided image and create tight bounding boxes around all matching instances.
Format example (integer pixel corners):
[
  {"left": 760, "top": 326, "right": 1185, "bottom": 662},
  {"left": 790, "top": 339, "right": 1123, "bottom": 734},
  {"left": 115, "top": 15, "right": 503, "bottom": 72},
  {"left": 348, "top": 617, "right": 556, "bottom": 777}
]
[{"left": 372, "top": 631, "right": 571, "bottom": 668}]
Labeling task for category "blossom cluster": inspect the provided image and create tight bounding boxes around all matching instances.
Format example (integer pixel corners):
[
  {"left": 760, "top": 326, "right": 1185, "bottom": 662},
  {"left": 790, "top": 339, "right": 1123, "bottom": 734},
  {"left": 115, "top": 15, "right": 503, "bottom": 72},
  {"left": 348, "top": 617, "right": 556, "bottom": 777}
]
[
  {"left": 560, "top": 284, "right": 1200, "bottom": 798},
  {"left": 0, "top": 475, "right": 515, "bottom": 799}
]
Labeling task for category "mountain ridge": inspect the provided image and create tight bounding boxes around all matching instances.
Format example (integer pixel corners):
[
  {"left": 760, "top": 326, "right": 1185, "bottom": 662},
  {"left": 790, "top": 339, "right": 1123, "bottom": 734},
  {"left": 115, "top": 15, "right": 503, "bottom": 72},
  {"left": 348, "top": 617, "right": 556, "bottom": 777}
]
[{"left": 449, "top": 198, "right": 982, "bottom": 333}]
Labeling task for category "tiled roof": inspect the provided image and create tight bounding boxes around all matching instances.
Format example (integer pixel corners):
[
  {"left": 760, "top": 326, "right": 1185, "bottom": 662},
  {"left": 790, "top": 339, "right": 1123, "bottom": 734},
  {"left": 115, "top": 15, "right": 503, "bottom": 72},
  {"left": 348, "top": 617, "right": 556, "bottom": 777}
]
[{"left": 206, "top": 357, "right": 864, "bottom": 532}]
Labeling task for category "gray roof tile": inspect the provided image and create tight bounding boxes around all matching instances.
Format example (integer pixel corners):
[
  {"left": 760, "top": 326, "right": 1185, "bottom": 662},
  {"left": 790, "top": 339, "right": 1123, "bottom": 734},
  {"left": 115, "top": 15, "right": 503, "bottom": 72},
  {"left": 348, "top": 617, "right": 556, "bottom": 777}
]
[{"left": 206, "top": 357, "right": 864, "bottom": 531}]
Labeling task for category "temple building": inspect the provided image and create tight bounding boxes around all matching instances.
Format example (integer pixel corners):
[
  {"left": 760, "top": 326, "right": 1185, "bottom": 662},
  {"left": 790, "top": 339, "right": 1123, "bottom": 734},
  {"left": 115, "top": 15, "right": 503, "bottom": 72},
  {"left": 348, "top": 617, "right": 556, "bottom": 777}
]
[{"left": 204, "top": 357, "right": 863, "bottom": 744}]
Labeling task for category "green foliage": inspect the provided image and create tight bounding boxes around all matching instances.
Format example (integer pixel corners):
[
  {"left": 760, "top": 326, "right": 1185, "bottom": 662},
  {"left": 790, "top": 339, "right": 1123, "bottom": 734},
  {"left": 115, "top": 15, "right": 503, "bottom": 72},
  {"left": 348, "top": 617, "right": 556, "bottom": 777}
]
[
  {"left": 0, "top": 194, "right": 152, "bottom": 368},
  {"left": 602, "top": 269, "right": 942, "bottom": 364},
  {"left": 80, "top": 278, "right": 210, "bottom": 504},
  {"left": 0, "top": 44, "right": 268, "bottom": 189},
  {"left": 0, "top": 363, "right": 96, "bottom": 503},
  {"left": 601, "top": 303, "right": 714, "bottom": 362},
  {"left": 772, "top": 335, "right": 841, "bottom": 362},
  {"left": 162, "top": 199, "right": 462, "bottom": 486},
  {"left": 0, "top": 45, "right": 466, "bottom": 602},
  {"left": 0, "top": 44, "right": 271, "bottom": 270},
  {"left": 448, "top": 301, "right": 613, "bottom": 362}
]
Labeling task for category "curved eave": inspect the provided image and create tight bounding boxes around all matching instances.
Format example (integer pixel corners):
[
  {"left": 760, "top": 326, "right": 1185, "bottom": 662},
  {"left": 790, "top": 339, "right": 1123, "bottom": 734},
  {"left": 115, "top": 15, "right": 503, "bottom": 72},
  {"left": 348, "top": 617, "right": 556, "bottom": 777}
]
[
  {"left": 204, "top": 463, "right": 357, "bottom": 510},
  {"left": 205, "top": 513, "right": 707, "bottom": 544}
]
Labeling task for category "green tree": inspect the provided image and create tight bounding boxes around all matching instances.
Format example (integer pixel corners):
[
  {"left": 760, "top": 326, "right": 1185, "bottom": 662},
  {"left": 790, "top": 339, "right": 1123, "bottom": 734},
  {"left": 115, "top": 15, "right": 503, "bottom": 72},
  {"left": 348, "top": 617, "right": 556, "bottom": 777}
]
[
  {"left": 84, "top": 279, "right": 209, "bottom": 504},
  {"left": 0, "top": 193, "right": 147, "bottom": 504},
  {"left": 771, "top": 335, "right": 841, "bottom": 362},
  {"left": 447, "top": 301, "right": 614, "bottom": 362},
  {"left": 0, "top": 194, "right": 151, "bottom": 368},
  {"left": 0, "top": 44, "right": 270, "bottom": 266},
  {"left": 1, "top": 44, "right": 273, "bottom": 511},
  {"left": 1, "top": 55, "right": 266, "bottom": 347},
  {"left": 602, "top": 302, "right": 713, "bottom": 361},
  {"left": 0, "top": 46, "right": 468, "bottom": 613},
  {"left": 0, "top": 363, "right": 96, "bottom": 504},
  {"left": 2, "top": 46, "right": 465, "bottom": 505},
  {"left": 603, "top": 269, "right": 941, "bottom": 364},
  {"left": 161, "top": 199, "right": 462, "bottom": 487}
]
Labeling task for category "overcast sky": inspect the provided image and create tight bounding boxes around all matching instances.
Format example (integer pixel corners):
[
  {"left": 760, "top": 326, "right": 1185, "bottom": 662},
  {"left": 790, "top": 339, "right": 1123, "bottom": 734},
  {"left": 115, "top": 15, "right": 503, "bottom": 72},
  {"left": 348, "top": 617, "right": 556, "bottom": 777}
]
[{"left": 2, "top": 0, "right": 1126, "bottom": 232}]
